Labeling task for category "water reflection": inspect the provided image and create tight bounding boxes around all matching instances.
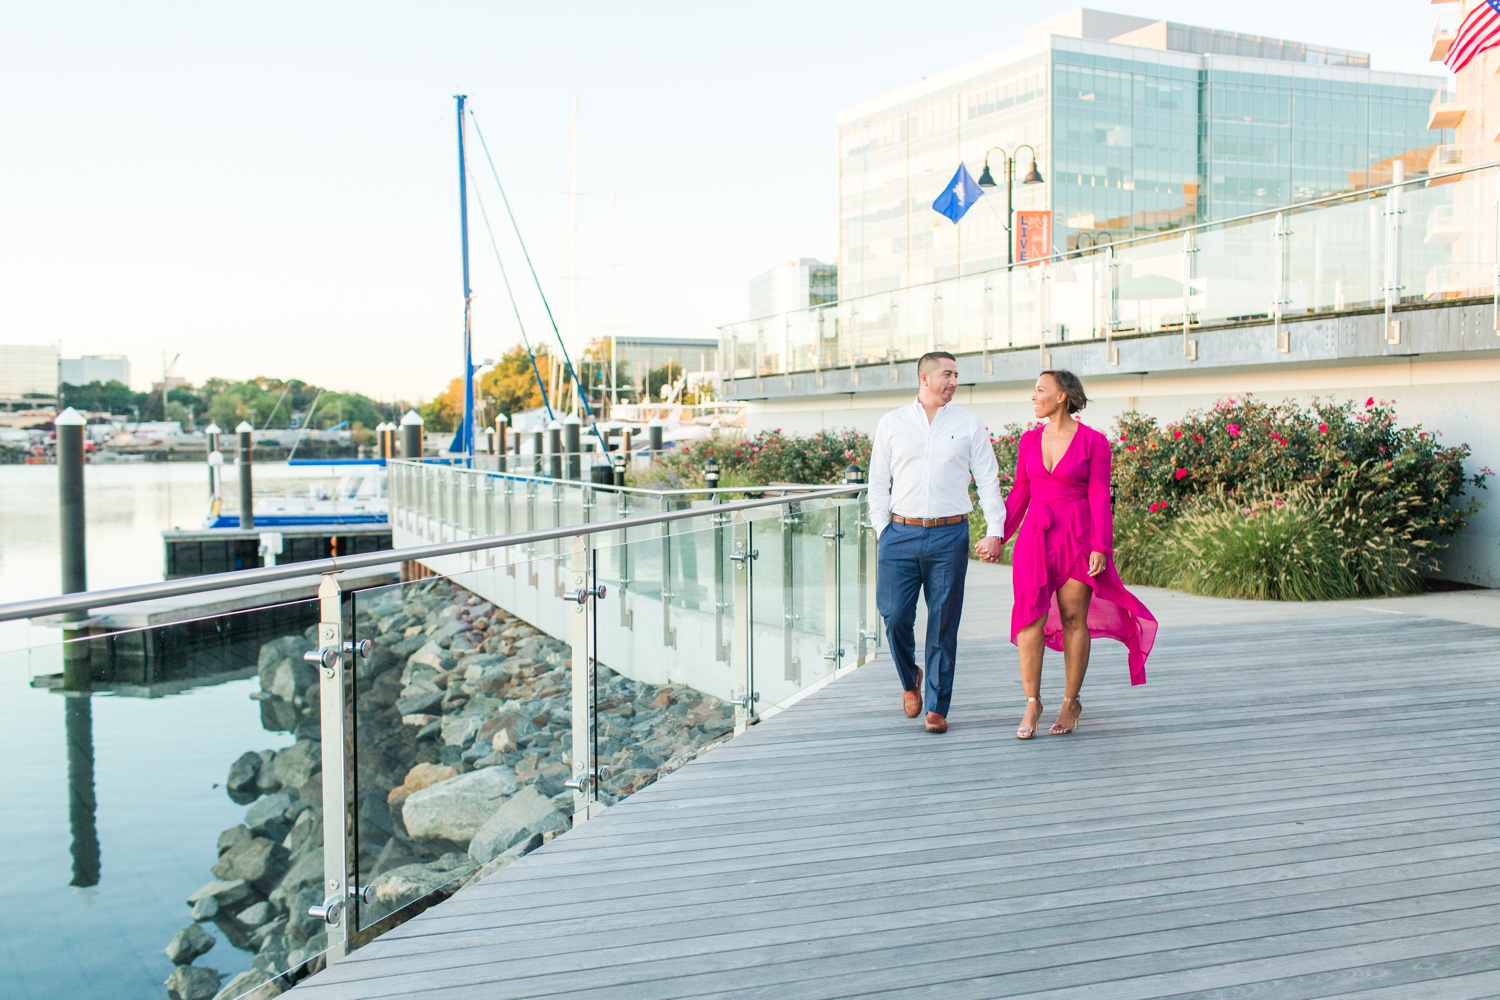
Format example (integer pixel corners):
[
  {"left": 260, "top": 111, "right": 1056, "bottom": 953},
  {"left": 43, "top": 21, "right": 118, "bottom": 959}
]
[{"left": 64, "top": 692, "right": 99, "bottom": 888}]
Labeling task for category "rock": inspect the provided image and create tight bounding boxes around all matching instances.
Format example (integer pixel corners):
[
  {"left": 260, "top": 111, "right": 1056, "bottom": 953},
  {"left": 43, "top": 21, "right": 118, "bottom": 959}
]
[
  {"left": 226, "top": 752, "right": 262, "bottom": 796},
  {"left": 428, "top": 619, "right": 467, "bottom": 647},
  {"left": 190, "top": 895, "right": 219, "bottom": 921},
  {"left": 468, "top": 787, "right": 568, "bottom": 863},
  {"left": 254, "top": 750, "right": 281, "bottom": 792},
  {"left": 258, "top": 636, "right": 315, "bottom": 704},
  {"left": 213, "top": 970, "right": 281, "bottom": 1000},
  {"left": 243, "top": 794, "right": 295, "bottom": 838},
  {"left": 237, "top": 901, "right": 273, "bottom": 928},
  {"left": 394, "top": 682, "right": 442, "bottom": 716},
  {"left": 406, "top": 641, "right": 448, "bottom": 673},
  {"left": 166, "top": 965, "right": 223, "bottom": 1000},
  {"left": 217, "top": 825, "right": 253, "bottom": 855},
  {"left": 402, "top": 767, "right": 518, "bottom": 843},
  {"left": 211, "top": 838, "right": 281, "bottom": 885},
  {"left": 441, "top": 715, "right": 482, "bottom": 748},
  {"left": 386, "top": 762, "right": 457, "bottom": 809},
  {"left": 270, "top": 741, "right": 320, "bottom": 790},
  {"left": 165, "top": 922, "right": 216, "bottom": 964},
  {"left": 276, "top": 846, "right": 324, "bottom": 897},
  {"left": 186, "top": 879, "right": 250, "bottom": 908},
  {"left": 371, "top": 854, "right": 470, "bottom": 905}
]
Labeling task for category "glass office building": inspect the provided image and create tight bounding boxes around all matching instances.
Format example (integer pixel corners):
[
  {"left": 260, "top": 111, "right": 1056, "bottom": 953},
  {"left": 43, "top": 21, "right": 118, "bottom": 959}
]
[{"left": 838, "top": 8, "right": 1446, "bottom": 301}]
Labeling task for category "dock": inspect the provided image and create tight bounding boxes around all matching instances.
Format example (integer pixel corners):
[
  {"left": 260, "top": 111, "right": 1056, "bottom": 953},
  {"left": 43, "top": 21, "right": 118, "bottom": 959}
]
[
  {"left": 291, "top": 568, "right": 1500, "bottom": 998},
  {"left": 163, "top": 523, "right": 392, "bottom": 578}
]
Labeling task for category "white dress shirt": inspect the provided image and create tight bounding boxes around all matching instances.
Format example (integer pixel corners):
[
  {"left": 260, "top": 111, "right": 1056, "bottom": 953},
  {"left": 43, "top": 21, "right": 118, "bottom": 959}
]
[{"left": 867, "top": 397, "right": 1004, "bottom": 538}]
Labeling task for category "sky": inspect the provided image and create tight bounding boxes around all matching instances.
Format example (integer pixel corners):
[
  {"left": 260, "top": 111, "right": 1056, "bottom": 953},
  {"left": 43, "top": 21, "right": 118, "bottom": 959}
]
[{"left": 0, "top": 1, "right": 1447, "bottom": 403}]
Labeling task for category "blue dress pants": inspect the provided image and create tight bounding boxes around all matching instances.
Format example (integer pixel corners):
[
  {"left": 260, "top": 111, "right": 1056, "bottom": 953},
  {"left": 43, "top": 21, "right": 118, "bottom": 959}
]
[{"left": 875, "top": 519, "right": 969, "bottom": 717}]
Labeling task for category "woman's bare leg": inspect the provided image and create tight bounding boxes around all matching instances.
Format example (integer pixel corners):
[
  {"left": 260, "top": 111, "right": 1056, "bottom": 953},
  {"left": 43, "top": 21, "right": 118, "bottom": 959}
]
[
  {"left": 1016, "top": 612, "right": 1047, "bottom": 733},
  {"left": 1053, "top": 579, "right": 1093, "bottom": 731}
]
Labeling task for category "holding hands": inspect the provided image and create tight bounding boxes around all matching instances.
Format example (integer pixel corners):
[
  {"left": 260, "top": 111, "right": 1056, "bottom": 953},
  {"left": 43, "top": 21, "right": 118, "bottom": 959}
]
[{"left": 975, "top": 536, "right": 1003, "bottom": 563}]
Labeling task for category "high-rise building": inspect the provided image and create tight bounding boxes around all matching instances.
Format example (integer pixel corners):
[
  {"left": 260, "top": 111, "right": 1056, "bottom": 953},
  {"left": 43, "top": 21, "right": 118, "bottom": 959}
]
[
  {"left": 60, "top": 354, "right": 131, "bottom": 387},
  {"left": 838, "top": 7, "right": 1446, "bottom": 300},
  {"left": 0, "top": 344, "right": 60, "bottom": 406},
  {"left": 749, "top": 259, "right": 838, "bottom": 321}
]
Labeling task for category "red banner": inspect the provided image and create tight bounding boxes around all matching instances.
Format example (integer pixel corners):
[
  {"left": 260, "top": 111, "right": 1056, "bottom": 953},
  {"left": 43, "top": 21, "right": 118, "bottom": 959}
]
[{"left": 1015, "top": 210, "right": 1052, "bottom": 265}]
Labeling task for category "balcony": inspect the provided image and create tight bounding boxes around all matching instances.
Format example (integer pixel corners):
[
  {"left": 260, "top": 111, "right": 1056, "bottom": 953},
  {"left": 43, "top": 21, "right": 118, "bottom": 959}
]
[
  {"left": 1429, "top": 88, "right": 1466, "bottom": 129},
  {"left": 1425, "top": 203, "right": 1463, "bottom": 243},
  {"left": 1430, "top": 19, "right": 1456, "bottom": 62}
]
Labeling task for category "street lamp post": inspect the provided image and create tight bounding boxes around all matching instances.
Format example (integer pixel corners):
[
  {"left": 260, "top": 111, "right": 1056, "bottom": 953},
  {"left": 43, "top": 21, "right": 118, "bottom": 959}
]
[{"left": 976, "top": 145, "right": 1044, "bottom": 267}]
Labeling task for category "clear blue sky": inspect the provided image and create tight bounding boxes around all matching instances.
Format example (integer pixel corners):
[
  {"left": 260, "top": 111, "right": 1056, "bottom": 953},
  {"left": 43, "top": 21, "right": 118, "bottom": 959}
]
[{"left": 0, "top": 2, "right": 1444, "bottom": 402}]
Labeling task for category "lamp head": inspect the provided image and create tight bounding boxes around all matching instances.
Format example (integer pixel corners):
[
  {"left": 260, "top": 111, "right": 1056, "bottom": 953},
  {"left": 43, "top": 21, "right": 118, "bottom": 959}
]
[
  {"left": 977, "top": 163, "right": 996, "bottom": 188},
  {"left": 1023, "top": 161, "right": 1044, "bottom": 185}
]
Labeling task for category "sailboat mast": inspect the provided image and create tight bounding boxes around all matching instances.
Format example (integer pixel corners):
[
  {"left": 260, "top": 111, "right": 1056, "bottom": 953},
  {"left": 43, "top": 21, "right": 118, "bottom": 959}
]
[
  {"left": 569, "top": 94, "right": 581, "bottom": 417},
  {"left": 455, "top": 93, "right": 475, "bottom": 464},
  {"left": 610, "top": 195, "right": 618, "bottom": 408}
]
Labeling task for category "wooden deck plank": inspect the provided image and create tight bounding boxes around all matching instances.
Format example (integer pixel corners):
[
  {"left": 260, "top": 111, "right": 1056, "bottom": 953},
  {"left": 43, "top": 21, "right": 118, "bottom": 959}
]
[{"left": 291, "top": 610, "right": 1500, "bottom": 999}]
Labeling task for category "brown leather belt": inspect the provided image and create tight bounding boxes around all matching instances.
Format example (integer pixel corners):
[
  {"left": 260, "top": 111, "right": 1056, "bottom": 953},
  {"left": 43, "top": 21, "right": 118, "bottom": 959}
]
[{"left": 891, "top": 514, "right": 967, "bottom": 527}]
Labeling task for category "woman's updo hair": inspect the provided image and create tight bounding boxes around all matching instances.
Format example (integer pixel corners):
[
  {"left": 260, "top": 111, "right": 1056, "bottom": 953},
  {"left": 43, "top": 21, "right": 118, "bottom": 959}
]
[{"left": 1041, "top": 369, "right": 1088, "bottom": 414}]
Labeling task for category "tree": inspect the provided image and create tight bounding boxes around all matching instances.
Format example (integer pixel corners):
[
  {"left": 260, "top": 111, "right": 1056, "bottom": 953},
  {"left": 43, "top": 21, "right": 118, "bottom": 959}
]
[
  {"left": 477, "top": 344, "right": 555, "bottom": 419},
  {"left": 645, "top": 361, "right": 685, "bottom": 403},
  {"left": 59, "top": 380, "right": 146, "bottom": 414}
]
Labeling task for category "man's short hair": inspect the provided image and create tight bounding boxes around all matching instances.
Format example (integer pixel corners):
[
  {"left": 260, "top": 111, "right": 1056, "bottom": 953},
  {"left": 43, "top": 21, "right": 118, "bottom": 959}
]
[{"left": 917, "top": 351, "right": 957, "bottom": 378}]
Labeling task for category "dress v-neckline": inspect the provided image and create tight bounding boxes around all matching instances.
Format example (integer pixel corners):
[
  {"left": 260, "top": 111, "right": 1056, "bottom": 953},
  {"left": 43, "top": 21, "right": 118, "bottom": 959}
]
[{"left": 1041, "top": 423, "right": 1079, "bottom": 475}]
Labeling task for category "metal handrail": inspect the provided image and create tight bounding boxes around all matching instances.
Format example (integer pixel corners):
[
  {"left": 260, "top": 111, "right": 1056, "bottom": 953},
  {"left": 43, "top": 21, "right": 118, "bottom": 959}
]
[
  {"left": 0, "top": 484, "right": 863, "bottom": 624},
  {"left": 411, "top": 460, "right": 830, "bottom": 498}
]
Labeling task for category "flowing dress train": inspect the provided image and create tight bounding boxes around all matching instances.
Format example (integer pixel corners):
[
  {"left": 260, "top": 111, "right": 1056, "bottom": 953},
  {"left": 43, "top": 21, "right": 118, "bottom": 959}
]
[{"left": 1001, "top": 422, "right": 1157, "bottom": 684}]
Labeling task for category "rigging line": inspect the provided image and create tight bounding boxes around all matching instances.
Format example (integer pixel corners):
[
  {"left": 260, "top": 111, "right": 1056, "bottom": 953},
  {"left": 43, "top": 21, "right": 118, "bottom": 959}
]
[
  {"left": 286, "top": 387, "right": 324, "bottom": 462},
  {"left": 468, "top": 110, "right": 609, "bottom": 454},
  {"left": 467, "top": 166, "right": 555, "bottom": 420},
  {"left": 260, "top": 383, "right": 293, "bottom": 431}
]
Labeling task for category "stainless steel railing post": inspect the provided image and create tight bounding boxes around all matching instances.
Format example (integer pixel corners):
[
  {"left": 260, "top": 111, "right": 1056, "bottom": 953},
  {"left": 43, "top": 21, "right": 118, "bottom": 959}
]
[{"left": 308, "top": 575, "right": 350, "bottom": 962}]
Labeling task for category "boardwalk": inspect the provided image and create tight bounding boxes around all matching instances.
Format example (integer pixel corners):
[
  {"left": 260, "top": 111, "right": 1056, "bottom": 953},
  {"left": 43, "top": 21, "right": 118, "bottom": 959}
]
[{"left": 294, "top": 570, "right": 1500, "bottom": 999}]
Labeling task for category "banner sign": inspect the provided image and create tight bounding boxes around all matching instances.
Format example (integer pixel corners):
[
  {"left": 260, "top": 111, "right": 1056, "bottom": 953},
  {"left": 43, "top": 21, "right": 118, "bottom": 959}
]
[{"left": 1015, "top": 210, "right": 1052, "bottom": 265}]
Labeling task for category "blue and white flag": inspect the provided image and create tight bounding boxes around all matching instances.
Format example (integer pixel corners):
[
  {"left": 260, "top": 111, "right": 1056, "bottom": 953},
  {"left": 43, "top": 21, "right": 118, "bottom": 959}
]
[{"left": 932, "top": 164, "right": 983, "bottom": 223}]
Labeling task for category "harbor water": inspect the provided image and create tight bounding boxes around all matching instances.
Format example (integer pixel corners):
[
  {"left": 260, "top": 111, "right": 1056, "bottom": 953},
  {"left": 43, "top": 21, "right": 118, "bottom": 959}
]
[{"left": 0, "top": 463, "right": 335, "bottom": 999}]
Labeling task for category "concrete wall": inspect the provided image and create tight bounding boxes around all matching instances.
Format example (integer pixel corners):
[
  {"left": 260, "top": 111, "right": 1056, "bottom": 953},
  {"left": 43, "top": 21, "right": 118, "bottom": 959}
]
[{"left": 738, "top": 312, "right": 1500, "bottom": 587}]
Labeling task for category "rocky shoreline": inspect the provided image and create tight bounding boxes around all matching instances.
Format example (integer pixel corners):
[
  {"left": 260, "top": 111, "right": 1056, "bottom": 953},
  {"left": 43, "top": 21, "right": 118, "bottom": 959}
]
[{"left": 163, "top": 577, "right": 734, "bottom": 1000}]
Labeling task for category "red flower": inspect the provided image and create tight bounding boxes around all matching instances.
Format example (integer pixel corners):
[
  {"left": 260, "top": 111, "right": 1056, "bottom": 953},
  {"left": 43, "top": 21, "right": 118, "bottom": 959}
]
[
  {"left": 1126, "top": 445, "right": 1136, "bottom": 452},
  {"left": 1318, "top": 423, "right": 1328, "bottom": 434},
  {"left": 1365, "top": 397, "right": 1375, "bottom": 407},
  {"left": 1174, "top": 468, "right": 1187, "bottom": 480},
  {"left": 1173, "top": 430, "right": 1183, "bottom": 439},
  {"left": 1227, "top": 424, "right": 1240, "bottom": 437},
  {"left": 1195, "top": 435, "right": 1204, "bottom": 443}
]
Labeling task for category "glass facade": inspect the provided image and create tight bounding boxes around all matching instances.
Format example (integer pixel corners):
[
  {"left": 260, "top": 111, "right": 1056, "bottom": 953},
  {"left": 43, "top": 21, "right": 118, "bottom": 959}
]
[{"left": 837, "top": 26, "right": 1446, "bottom": 303}]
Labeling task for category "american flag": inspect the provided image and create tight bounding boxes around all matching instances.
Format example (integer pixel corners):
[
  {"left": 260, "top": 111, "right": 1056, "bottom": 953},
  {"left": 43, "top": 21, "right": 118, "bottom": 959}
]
[{"left": 1445, "top": 0, "right": 1500, "bottom": 73}]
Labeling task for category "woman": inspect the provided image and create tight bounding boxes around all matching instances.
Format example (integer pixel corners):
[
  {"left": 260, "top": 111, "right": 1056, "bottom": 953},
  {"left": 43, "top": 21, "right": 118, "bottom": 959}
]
[{"left": 995, "top": 371, "right": 1157, "bottom": 739}]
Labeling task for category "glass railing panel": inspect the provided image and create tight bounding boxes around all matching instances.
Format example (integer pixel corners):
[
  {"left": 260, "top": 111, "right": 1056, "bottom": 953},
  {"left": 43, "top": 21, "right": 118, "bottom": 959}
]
[
  {"left": 1107, "top": 239, "right": 1185, "bottom": 338},
  {"left": 587, "top": 516, "right": 737, "bottom": 804},
  {"left": 1191, "top": 215, "right": 1279, "bottom": 329},
  {"left": 348, "top": 553, "right": 577, "bottom": 935},
  {"left": 1, "top": 597, "right": 328, "bottom": 1000},
  {"left": 1288, "top": 196, "right": 1381, "bottom": 315},
  {"left": 1399, "top": 169, "right": 1495, "bottom": 304}
]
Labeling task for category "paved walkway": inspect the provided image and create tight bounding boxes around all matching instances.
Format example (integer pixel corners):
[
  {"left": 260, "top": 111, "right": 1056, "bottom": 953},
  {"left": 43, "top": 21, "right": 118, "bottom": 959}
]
[{"left": 294, "top": 573, "right": 1500, "bottom": 998}]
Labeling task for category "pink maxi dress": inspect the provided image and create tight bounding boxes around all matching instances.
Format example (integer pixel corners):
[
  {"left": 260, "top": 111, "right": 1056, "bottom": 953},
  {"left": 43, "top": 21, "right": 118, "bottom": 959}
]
[{"left": 1001, "top": 422, "right": 1157, "bottom": 685}]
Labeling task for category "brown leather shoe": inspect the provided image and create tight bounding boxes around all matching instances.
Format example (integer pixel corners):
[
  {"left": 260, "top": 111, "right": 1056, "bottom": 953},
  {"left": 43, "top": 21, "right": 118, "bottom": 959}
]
[
  {"left": 924, "top": 712, "right": 947, "bottom": 734},
  {"left": 903, "top": 669, "right": 923, "bottom": 719}
]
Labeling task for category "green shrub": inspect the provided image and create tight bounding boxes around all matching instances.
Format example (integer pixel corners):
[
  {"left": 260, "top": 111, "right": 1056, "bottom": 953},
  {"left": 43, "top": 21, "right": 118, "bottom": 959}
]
[{"left": 1110, "top": 395, "right": 1489, "bottom": 598}]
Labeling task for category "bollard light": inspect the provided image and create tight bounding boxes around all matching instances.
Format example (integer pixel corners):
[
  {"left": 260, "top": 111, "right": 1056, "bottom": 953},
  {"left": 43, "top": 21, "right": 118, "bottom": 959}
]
[
  {"left": 844, "top": 462, "right": 865, "bottom": 485},
  {"left": 704, "top": 457, "right": 721, "bottom": 501}
]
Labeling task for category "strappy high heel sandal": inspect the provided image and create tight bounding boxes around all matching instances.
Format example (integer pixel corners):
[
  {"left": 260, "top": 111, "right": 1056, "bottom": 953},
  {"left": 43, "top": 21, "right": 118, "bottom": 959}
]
[
  {"left": 1049, "top": 695, "right": 1082, "bottom": 736},
  {"left": 1016, "top": 696, "right": 1043, "bottom": 740}
]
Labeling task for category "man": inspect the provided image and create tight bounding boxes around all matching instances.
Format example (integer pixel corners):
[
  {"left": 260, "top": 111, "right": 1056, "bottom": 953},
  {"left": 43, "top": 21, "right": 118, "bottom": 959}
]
[{"left": 868, "top": 351, "right": 1004, "bottom": 734}]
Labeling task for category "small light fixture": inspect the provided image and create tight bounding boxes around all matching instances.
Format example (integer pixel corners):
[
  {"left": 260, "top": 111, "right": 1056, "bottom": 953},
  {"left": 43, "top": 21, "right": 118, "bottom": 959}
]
[
  {"left": 977, "top": 162, "right": 996, "bottom": 188},
  {"left": 1023, "top": 161, "right": 1044, "bottom": 185}
]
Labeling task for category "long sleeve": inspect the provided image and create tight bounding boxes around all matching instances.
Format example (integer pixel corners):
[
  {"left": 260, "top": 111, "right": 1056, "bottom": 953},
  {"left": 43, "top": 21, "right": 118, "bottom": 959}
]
[
  {"left": 1001, "top": 433, "right": 1031, "bottom": 545},
  {"left": 867, "top": 413, "right": 894, "bottom": 538},
  {"left": 969, "top": 421, "right": 1004, "bottom": 538},
  {"left": 1087, "top": 430, "right": 1114, "bottom": 554}
]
